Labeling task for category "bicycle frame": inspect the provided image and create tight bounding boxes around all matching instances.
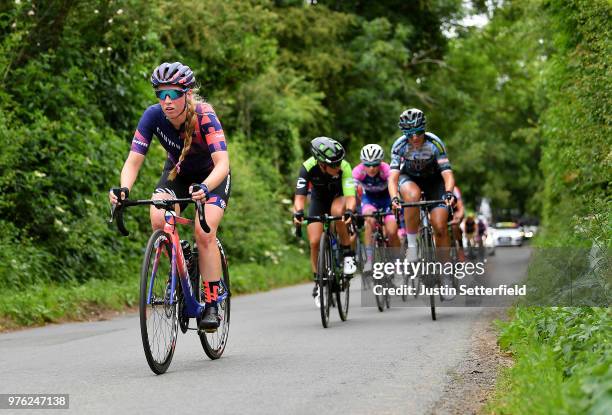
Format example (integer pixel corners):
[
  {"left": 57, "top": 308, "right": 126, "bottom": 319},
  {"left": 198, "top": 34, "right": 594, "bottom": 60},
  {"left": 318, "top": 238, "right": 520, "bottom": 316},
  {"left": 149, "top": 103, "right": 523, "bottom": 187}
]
[
  {"left": 109, "top": 193, "right": 227, "bottom": 320},
  {"left": 151, "top": 211, "right": 203, "bottom": 319}
]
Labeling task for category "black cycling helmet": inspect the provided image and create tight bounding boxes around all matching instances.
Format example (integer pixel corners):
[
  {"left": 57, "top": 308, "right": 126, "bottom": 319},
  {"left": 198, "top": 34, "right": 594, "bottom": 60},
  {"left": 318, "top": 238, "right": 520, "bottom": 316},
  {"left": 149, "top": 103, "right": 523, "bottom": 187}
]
[
  {"left": 398, "top": 108, "right": 426, "bottom": 131},
  {"left": 150, "top": 62, "right": 196, "bottom": 89},
  {"left": 310, "top": 136, "right": 345, "bottom": 166}
]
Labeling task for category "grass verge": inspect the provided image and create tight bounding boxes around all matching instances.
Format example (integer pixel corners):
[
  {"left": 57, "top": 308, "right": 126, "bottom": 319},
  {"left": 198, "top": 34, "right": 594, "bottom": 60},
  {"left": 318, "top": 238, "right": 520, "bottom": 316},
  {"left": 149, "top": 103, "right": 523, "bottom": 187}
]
[
  {"left": 485, "top": 307, "right": 611, "bottom": 414},
  {"left": 0, "top": 249, "right": 310, "bottom": 331}
]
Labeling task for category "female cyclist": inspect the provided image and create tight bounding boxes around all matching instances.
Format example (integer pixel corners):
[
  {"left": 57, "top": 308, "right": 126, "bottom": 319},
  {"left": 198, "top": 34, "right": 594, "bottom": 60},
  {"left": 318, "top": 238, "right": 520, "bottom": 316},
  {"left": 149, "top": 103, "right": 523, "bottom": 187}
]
[{"left": 109, "top": 62, "right": 230, "bottom": 331}]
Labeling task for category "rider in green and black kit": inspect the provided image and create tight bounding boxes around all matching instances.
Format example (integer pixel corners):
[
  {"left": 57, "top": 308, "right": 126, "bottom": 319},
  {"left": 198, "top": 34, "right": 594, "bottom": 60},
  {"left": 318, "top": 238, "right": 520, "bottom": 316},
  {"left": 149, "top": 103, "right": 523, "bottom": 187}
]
[{"left": 293, "top": 137, "right": 357, "bottom": 300}]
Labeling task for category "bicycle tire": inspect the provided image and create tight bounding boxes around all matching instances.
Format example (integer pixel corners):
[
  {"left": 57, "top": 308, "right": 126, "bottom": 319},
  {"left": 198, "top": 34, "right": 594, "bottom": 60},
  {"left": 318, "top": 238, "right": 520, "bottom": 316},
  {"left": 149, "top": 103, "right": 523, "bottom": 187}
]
[
  {"left": 317, "top": 233, "right": 331, "bottom": 328},
  {"left": 383, "top": 245, "right": 391, "bottom": 309},
  {"left": 199, "top": 238, "right": 231, "bottom": 360},
  {"left": 336, "top": 261, "right": 350, "bottom": 322},
  {"left": 373, "top": 244, "right": 386, "bottom": 312},
  {"left": 421, "top": 228, "right": 436, "bottom": 321},
  {"left": 140, "top": 229, "right": 178, "bottom": 374}
]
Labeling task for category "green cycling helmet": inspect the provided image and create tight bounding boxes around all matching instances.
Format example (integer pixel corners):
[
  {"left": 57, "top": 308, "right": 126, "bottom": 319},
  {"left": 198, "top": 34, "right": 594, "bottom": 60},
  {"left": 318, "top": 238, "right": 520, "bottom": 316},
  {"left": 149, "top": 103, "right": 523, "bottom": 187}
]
[{"left": 311, "top": 136, "right": 345, "bottom": 167}]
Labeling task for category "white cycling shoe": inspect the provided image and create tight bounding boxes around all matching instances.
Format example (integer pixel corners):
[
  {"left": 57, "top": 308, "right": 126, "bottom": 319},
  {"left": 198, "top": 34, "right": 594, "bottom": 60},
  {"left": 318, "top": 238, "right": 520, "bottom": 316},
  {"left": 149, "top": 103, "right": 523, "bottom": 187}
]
[
  {"left": 440, "top": 274, "right": 457, "bottom": 301},
  {"left": 343, "top": 256, "right": 357, "bottom": 275},
  {"left": 405, "top": 247, "right": 418, "bottom": 262}
]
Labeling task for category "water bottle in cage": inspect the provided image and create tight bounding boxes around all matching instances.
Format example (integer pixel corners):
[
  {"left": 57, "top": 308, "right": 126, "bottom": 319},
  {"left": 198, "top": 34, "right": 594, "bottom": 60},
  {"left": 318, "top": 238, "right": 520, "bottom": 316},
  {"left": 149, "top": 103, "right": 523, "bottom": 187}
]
[
  {"left": 180, "top": 240, "right": 192, "bottom": 272},
  {"left": 331, "top": 237, "right": 341, "bottom": 267}
]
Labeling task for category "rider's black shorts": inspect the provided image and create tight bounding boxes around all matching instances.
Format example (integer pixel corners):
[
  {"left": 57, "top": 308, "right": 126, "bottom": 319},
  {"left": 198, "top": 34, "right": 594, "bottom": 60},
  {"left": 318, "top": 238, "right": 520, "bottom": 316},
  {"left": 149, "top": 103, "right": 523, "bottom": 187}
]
[
  {"left": 154, "top": 164, "right": 231, "bottom": 212},
  {"left": 398, "top": 174, "right": 446, "bottom": 212},
  {"left": 307, "top": 190, "right": 342, "bottom": 223}
]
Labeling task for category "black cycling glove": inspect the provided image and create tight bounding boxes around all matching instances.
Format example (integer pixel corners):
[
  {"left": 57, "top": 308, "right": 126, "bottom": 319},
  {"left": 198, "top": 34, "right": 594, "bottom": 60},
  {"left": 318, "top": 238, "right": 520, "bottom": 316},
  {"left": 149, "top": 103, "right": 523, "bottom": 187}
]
[
  {"left": 294, "top": 210, "right": 304, "bottom": 221},
  {"left": 443, "top": 191, "right": 456, "bottom": 205}
]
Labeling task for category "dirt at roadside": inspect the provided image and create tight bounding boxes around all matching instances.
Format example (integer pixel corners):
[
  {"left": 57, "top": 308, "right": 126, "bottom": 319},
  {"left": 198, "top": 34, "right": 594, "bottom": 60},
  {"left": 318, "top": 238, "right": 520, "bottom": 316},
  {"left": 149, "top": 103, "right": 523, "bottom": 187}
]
[
  {"left": 429, "top": 308, "right": 514, "bottom": 415},
  {"left": 0, "top": 305, "right": 139, "bottom": 333}
]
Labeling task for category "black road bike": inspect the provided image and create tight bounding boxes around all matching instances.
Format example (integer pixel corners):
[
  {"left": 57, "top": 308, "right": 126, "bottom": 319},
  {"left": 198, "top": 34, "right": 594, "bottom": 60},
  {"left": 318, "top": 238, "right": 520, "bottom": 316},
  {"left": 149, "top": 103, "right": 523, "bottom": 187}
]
[
  {"left": 296, "top": 215, "right": 352, "bottom": 328},
  {"left": 398, "top": 197, "right": 453, "bottom": 321},
  {"left": 358, "top": 210, "right": 396, "bottom": 312}
]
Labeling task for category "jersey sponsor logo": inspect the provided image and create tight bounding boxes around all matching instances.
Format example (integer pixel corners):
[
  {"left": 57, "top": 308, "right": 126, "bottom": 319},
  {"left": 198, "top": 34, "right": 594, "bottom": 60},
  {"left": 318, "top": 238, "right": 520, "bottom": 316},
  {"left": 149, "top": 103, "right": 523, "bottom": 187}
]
[
  {"left": 296, "top": 178, "right": 307, "bottom": 189},
  {"left": 156, "top": 127, "right": 181, "bottom": 150}
]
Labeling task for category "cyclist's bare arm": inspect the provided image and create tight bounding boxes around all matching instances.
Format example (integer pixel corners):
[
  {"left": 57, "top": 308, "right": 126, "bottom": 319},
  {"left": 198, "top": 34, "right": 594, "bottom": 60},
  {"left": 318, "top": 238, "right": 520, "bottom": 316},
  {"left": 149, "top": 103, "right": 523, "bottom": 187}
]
[
  {"left": 109, "top": 151, "right": 145, "bottom": 204},
  {"left": 293, "top": 194, "right": 306, "bottom": 225},
  {"left": 203, "top": 151, "right": 229, "bottom": 191},
  {"left": 388, "top": 170, "right": 400, "bottom": 202},
  {"left": 441, "top": 170, "right": 455, "bottom": 193},
  {"left": 453, "top": 199, "right": 465, "bottom": 224}
]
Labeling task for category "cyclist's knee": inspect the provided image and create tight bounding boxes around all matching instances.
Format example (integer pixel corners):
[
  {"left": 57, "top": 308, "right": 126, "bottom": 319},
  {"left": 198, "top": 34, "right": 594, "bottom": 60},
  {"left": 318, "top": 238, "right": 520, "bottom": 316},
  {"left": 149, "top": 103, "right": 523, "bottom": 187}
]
[
  {"left": 330, "top": 205, "right": 344, "bottom": 216},
  {"left": 433, "top": 224, "right": 447, "bottom": 238},
  {"left": 399, "top": 184, "right": 420, "bottom": 201},
  {"left": 195, "top": 226, "right": 217, "bottom": 247},
  {"left": 150, "top": 214, "right": 165, "bottom": 231},
  {"left": 309, "top": 240, "right": 320, "bottom": 251}
]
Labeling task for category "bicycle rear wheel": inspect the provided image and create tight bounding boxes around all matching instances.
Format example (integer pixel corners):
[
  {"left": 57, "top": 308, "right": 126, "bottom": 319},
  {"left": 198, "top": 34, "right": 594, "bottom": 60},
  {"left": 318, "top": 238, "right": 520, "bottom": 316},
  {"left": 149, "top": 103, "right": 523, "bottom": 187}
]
[
  {"left": 140, "top": 229, "right": 178, "bottom": 374},
  {"left": 199, "top": 238, "right": 231, "bottom": 360},
  {"left": 317, "top": 233, "right": 331, "bottom": 328}
]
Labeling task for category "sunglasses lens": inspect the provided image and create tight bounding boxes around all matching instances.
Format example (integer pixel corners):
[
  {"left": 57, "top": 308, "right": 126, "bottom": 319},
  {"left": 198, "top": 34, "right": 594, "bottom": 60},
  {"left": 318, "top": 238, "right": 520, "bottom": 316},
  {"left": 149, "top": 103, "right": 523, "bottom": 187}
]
[
  {"left": 404, "top": 129, "right": 425, "bottom": 136},
  {"left": 155, "top": 89, "right": 185, "bottom": 100}
]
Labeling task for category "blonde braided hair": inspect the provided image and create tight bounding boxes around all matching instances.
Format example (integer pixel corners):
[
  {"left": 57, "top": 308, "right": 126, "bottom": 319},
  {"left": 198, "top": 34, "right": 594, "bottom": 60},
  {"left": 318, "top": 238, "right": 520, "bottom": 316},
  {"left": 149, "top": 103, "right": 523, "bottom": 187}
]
[{"left": 168, "top": 93, "right": 200, "bottom": 180}]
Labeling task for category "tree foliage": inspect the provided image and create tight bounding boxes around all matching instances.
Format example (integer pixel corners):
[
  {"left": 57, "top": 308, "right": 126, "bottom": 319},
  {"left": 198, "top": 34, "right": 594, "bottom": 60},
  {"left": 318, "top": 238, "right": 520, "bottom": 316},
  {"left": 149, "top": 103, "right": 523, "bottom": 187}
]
[{"left": 0, "top": 0, "right": 609, "bottom": 292}]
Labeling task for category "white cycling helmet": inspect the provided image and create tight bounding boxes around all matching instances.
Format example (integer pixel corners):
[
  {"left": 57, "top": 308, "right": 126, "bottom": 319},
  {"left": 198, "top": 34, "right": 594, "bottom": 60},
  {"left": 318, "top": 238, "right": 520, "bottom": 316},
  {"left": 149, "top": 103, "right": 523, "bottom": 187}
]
[{"left": 360, "top": 144, "right": 384, "bottom": 165}]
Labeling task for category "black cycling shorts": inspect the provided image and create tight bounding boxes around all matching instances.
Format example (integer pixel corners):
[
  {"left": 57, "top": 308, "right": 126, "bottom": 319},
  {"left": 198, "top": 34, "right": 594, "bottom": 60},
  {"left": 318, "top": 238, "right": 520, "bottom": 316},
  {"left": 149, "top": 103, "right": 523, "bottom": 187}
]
[
  {"left": 154, "top": 168, "right": 231, "bottom": 212},
  {"left": 399, "top": 174, "right": 446, "bottom": 212},
  {"left": 307, "top": 192, "right": 342, "bottom": 223}
]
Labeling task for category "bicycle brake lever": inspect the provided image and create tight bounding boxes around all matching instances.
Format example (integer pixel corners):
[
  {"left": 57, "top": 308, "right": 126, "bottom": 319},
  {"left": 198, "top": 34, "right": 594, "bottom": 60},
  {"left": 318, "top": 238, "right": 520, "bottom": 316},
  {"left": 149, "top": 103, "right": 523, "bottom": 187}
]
[
  {"left": 109, "top": 203, "right": 129, "bottom": 236},
  {"left": 195, "top": 200, "right": 210, "bottom": 233}
]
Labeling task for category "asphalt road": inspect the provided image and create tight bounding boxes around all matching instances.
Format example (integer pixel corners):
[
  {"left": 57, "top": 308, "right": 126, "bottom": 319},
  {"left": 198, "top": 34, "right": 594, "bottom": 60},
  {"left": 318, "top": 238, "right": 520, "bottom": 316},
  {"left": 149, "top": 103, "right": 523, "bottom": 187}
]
[{"left": 0, "top": 246, "right": 531, "bottom": 415}]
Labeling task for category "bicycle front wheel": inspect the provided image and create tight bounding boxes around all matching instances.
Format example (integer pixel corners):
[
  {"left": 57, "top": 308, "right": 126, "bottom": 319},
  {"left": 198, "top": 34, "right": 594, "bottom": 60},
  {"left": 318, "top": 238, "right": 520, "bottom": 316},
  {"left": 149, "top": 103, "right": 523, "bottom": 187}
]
[
  {"left": 336, "top": 272, "right": 350, "bottom": 322},
  {"left": 140, "top": 229, "right": 178, "bottom": 374},
  {"left": 421, "top": 228, "right": 436, "bottom": 321},
  {"left": 317, "top": 233, "right": 331, "bottom": 328},
  {"left": 199, "top": 238, "right": 231, "bottom": 360},
  {"left": 372, "top": 243, "right": 388, "bottom": 312}
]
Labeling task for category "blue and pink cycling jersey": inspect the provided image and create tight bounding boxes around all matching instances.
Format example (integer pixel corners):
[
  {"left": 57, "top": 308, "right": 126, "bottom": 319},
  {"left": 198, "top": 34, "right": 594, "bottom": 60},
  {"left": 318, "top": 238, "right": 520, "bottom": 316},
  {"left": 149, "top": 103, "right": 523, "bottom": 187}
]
[
  {"left": 130, "top": 103, "right": 227, "bottom": 177},
  {"left": 352, "top": 162, "right": 393, "bottom": 222}
]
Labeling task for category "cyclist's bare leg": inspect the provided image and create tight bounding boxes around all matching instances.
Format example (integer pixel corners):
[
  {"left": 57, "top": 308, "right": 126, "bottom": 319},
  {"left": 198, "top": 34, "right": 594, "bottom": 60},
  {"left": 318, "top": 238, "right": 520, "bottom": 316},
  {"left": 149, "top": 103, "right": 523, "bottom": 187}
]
[
  {"left": 331, "top": 196, "right": 350, "bottom": 246},
  {"left": 150, "top": 192, "right": 181, "bottom": 230},
  {"left": 399, "top": 182, "right": 421, "bottom": 234},
  {"left": 452, "top": 223, "right": 466, "bottom": 261},
  {"left": 384, "top": 219, "right": 400, "bottom": 247},
  {"left": 195, "top": 204, "right": 224, "bottom": 283},
  {"left": 361, "top": 204, "right": 377, "bottom": 248},
  {"left": 307, "top": 222, "right": 324, "bottom": 273},
  {"left": 431, "top": 207, "right": 450, "bottom": 246}
]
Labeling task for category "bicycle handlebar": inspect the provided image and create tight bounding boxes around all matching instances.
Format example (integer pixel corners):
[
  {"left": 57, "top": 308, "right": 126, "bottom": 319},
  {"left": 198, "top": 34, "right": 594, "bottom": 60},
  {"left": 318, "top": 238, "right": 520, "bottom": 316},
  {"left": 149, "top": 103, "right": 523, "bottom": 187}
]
[
  {"left": 294, "top": 214, "right": 354, "bottom": 238},
  {"left": 393, "top": 199, "right": 455, "bottom": 225},
  {"left": 109, "top": 188, "right": 210, "bottom": 237},
  {"left": 399, "top": 199, "right": 447, "bottom": 208}
]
